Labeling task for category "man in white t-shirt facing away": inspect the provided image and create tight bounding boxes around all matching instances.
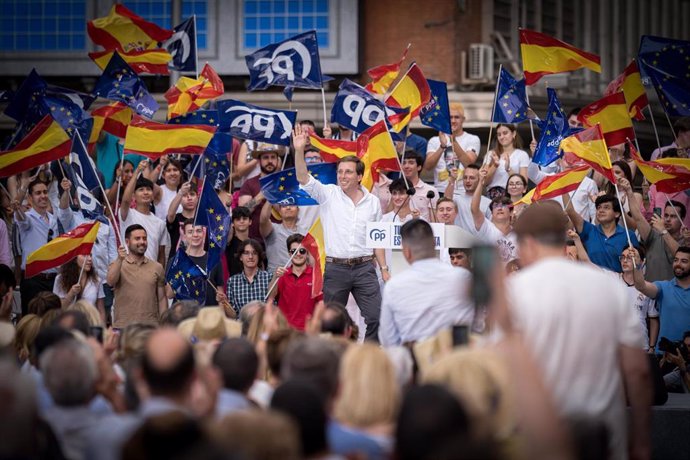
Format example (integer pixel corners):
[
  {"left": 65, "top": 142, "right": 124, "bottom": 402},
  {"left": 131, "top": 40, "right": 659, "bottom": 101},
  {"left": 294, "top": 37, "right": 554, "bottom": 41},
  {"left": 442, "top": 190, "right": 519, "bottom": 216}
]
[
  {"left": 508, "top": 201, "right": 651, "bottom": 460},
  {"left": 424, "top": 102, "right": 481, "bottom": 195},
  {"left": 119, "top": 160, "right": 168, "bottom": 267}
]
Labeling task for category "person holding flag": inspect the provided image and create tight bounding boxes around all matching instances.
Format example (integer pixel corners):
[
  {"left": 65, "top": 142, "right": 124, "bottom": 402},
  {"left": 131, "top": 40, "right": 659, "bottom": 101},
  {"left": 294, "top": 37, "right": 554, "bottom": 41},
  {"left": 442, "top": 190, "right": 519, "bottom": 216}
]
[
  {"left": 293, "top": 125, "right": 387, "bottom": 342},
  {"left": 482, "top": 124, "right": 530, "bottom": 199}
]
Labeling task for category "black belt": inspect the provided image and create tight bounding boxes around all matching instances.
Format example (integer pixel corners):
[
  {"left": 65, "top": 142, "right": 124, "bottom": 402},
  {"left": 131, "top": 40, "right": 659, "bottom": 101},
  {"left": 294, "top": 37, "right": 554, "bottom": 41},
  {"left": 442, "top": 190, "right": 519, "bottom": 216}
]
[{"left": 325, "top": 255, "right": 375, "bottom": 266}]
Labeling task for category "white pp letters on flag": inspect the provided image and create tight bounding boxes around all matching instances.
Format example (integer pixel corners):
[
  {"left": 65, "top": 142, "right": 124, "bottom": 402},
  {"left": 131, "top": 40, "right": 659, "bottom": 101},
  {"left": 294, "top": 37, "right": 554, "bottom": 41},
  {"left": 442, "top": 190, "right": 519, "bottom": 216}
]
[{"left": 216, "top": 99, "right": 297, "bottom": 146}]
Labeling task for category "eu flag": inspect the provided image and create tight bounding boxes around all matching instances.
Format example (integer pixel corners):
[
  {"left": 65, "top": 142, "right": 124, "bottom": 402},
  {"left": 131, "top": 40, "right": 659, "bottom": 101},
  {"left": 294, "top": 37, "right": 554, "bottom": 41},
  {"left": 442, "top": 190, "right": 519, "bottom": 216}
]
[
  {"left": 93, "top": 52, "right": 159, "bottom": 118},
  {"left": 186, "top": 132, "right": 232, "bottom": 190},
  {"left": 260, "top": 163, "right": 337, "bottom": 206},
  {"left": 533, "top": 88, "right": 580, "bottom": 167},
  {"left": 166, "top": 248, "right": 207, "bottom": 305},
  {"left": 493, "top": 68, "right": 529, "bottom": 124},
  {"left": 638, "top": 36, "right": 690, "bottom": 117},
  {"left": 169, "top": 109, "right": 220, "bottom": 127},
  {"left": 420, "top": 79, "right": 452, "bottom": 134},
  {"left": 195, "top": 179, "right": 231, "bottom": 271}
]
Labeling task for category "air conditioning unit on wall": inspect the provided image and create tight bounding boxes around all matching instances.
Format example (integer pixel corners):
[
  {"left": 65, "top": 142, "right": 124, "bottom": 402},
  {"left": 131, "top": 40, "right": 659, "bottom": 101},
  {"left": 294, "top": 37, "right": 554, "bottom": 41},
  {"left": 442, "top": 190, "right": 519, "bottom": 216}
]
[{"left": 468, "top": 44, "right": 494, "bottom": 80}]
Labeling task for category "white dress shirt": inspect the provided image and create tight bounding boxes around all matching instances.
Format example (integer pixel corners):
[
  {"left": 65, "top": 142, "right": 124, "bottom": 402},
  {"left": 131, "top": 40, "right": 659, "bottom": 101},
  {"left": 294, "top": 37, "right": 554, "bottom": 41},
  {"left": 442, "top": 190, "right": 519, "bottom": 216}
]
[
  {"left": 15, "top": 208, "right": 60, "bottom": 271},
  {"left": 300, "top": 175, "right": 382, "bottom": 258},
  {"left": 379, "top": 258, "right": 475, "bottom": 346}
]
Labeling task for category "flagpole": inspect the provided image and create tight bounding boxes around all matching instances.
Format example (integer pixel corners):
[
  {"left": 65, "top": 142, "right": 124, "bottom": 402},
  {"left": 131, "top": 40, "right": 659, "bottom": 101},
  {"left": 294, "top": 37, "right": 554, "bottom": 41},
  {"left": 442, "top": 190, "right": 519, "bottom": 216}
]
[
  {"left": 613, "top": 183, "right": 634, "bottom": 248},
  {"left": 664, "top": 194, "right": 686, "bottom": 229},
  {"left": 396, "top": 130, "right": 411, "bottom": 190},
  {"left": 524, "top": 87, "right": 536, "bottom": 142},
  {"left": 56, "top": 159, "right": 76, "bottom": 207},
  {"left": 320, "top": 86, "right": 328, "bottom": 132},
  {"left": 663, "top": 109, "right": 679, "bottom": 144},
  {"left": 484, "top": 65, "right": 503, "bottom": 168},
  {"left": 263, "top": 245, "right": 301, "bottom": 301},
  {"left": 646, "top": 106, "right": 663, "bottom": 153},
  {"left": 193, "top": 14, "right": 199, "bottom": 79}
]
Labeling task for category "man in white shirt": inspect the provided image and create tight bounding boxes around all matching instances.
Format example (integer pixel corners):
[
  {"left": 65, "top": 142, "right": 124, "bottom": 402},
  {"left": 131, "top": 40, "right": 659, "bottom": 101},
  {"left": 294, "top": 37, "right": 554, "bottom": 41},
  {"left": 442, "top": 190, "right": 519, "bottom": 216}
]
[
  {"left": 444, "top": 164, "right": 491, "bottom": 233},
  {"left": 294, "top": 126, "right": 387, "bottom": 341},
  {"left": 424, "top": 102, "right": 481, "bottom": 194},
  {"left": 508, "top": 201, "right": 651, "bottom": 460},
  {"left": 379, "top": 219, "right": 474, "bottom": 346}
]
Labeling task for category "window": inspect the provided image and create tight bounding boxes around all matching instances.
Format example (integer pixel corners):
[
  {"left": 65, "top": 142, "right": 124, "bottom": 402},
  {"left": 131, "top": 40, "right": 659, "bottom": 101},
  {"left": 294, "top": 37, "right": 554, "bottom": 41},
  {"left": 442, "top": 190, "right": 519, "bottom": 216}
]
[
  {"left": 0, "top": 0, "right": 87, "bottom": 52},
  {"left": 126, "top": 0, "right": 208, "bottom": 50},
  {"left": 124, "top": 0, "right": 172, "bottom": 30},
  {"left": 241, "top": 0, "right": 331, "bottom": 51},
  {"left": 182, "top": 0, "right": 208, "bottom": 50}
]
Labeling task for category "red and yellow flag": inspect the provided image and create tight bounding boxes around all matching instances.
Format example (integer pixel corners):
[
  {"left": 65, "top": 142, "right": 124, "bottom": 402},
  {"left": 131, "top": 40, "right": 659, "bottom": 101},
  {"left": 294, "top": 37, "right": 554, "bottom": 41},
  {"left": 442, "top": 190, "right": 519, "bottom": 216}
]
[
  {"left": 124, "top": 116, "right": 217, "bottom": 159},
  {"left": 560, "top": 125, "right": 615, "bottom": 184},
  {"left": 0, "top": 115, "right": 71, "bottom": 178},
  {"left": 629, "top": 141, "right": 690, "bottom": 193},
  {"left": 604, "top": 60, "right": 648, "bottom": 121},
  {"left": 365, "top": 44, "right": 411, "bottom": 95},
  {"left": 385, "top": 62, "right": 432, "bottom": 120},
  {"left": 89, "top": 49, "right": 172, "bottom": 75},
  {"left": 309, "top": 135, "right": 358, "bottom": 161},
  {"left": 532, "top": 166, "right": 591, "bottom": 201},
  {"left": 519, "top": 29, "right": 601, "bottom": 85},
  {"left": 88, "top": 4, "right": 172, "bottom": 52},
  {"left": 302, "top": 218, "right": 325, "bottom": 298},
  {"left": 165, "top": 64, "right": 224, "bottom": 119},
  {"left": 88, "top": 102, "right": 133, "bottom": 148},
  {"left": 25, "top": 222, "right": 100, "bottom": 278},
  {"left": 577, "top": 92, "right": 635, "bottom": 147}
]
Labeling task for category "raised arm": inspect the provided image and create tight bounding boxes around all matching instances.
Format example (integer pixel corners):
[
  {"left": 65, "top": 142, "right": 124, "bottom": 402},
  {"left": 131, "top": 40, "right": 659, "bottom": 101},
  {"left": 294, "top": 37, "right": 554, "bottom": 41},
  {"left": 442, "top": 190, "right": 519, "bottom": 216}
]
[
  {"left": 259, "top": 200, "right": 274, "bottom": 239},
  {"left": 443, "top": 167, "right": 459, "bottom": 198},
  {"left": 119, "top": 160, "right": 147, "bottom": 221},
  {"left": 471, "top": 169, "right": 488, "bottom": 231},
  {"left": 451, "top": 136, "right": 477, "bottom": 167},
  {"left": 622, "top": 178, "right": 651, "bottom": 241},
  {"left": 562, "top": 192, "right": 584, "bottom": 233},
  {"left": 293, "top": 125, "right": 310, "bottom": 185},
  {"left": 167, "top": 182, "right": 191, "bottom": 224},
  {"left": 630, "top": 247, "right": 659, "bottom": 298},
  {"left": 234, "top": 143, "right": 258, "bottom": 180},
  {"left": 482, "top": 151, "right": 499, "bottom": 185},
  {"left": 106, "top": 246, "right": 127, "bottom": 287},
  {"left": 422, "top": 133, "right": 446, "bottom": 172}
]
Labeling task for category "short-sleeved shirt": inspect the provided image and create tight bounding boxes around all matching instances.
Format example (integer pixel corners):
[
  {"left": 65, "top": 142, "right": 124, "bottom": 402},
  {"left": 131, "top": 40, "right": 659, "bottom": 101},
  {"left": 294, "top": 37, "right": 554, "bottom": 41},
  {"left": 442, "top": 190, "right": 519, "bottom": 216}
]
[
  {"left": 119, "top": 208, "right": 169, "bottom": 263},
  {"left": 653, "top": 279, "right": 690, "bottom": 352},
  {"left": 474, "top": 219, "right": 518, "bottom": 263},
  {"left": 238, "top": 176, "right": 263, "bottom": 241},
  {"left": 642, "top": 229, "right": 675, "bottom": 282},
  {"left": 53, "top": 275, "right": 105, "bottom": 306},
  {"left": 428, "top": 132, "right": 482, "bottom": 193},
  {"left": 227, "top": 269, "right": 273, "bottom": 314},
  {"left": 265, "top": 222, "right": 306, "bottom": 273},
  {"left": 579, "top": 221, "right": 639, "bottom": 273},
  {"left": 483, "top": 149, "right": 531, "bottom": 190},
  {"left": 275, "top": 265, "right": 322, "bottom": 330},
  {"left": 112, "top": 257, "right": 165, "bottom": 328}
]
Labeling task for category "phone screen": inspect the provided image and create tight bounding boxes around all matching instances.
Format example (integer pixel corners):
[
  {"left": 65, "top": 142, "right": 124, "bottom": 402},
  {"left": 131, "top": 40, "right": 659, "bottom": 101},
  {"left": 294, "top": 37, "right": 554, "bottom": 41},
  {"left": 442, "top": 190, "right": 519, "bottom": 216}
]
[
  {"left": 452, "top": 325, "right": 469, "bottom": 347},
  {"left": 654, "top": 207, "right": 662, "bottom": 217},
  {"left": 471, "top": 244, "right": 497, "bottom": 306},
  {"left": 89, "top": 326, "right": 104, "bottom": 344}
]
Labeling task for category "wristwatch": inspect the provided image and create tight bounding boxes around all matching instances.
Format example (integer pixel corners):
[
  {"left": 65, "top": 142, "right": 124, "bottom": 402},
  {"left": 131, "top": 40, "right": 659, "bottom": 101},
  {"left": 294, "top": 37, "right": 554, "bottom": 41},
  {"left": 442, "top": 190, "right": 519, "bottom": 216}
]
[
  {"left": 381, "top": 266, "right": 389, "bottom": 272},
  {"left": 661, "top": 230, "right": 669, "bottom": 236}
]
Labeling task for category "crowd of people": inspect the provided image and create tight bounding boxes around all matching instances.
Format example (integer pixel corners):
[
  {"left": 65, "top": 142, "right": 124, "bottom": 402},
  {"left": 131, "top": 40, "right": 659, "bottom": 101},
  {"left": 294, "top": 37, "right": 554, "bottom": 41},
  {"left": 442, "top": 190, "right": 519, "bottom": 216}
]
[{"left": 0, "top": 98, "right": 689, "bottom": 460}]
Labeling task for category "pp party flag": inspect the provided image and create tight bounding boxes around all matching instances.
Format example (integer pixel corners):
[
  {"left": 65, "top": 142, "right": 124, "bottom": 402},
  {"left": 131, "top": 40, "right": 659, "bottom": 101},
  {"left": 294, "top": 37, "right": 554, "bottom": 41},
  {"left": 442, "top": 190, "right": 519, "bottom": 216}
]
[
  {"left": 301, "top": 218, "right": 325, "bottom": 298},
  {"left": 165, "top": 63, "right": 224, "bottom": 119},
  {"left": 365, "top": 44, "right": 411, "bottom": 95},
  {"left": 642, "top": 64, "right": 690, "bottom": 117},
  {"left": 0, "top": 90, "right": 14, "bottom": 103},
  {"left": 492, "top": 68, "right": 530, "bottom": 123},
  {"left": 216, "top": 99, "right": 296, "bottom": 147},
  {"left": 162, "top": 16, "right": 197, "bottom": 73},
  {"left": 186, "top": 144, "right": 231, "bottom": 191},
  {"left": 245, "top": 30, "right": 325, "bottom": 91},
  {"left": 124, "top": 115, "right": 216, "bottom": 159},
  {"left": 195, "top": 178, "right": 231, "bottom": 271},
  {"left": 88, "top": 4, "right": 172, "bottom": 52},
  {"left": 531, "top": 166, "right": 591, "bottom": 201},
  {"left": 260, "top": 163, "right": 338, "bottom": 206},
  {"left": 88, "top": 102, "right": 132, "bottom": 147},
  {"left": 629, "top": 141, "right": 690, "bottom": 193},
  {"left": 519, "top": 29, "right": 601, "bottom": 85},
  {"left": 385, "top": 62, "right": 432, "bottom": 120},
  {"left": 69, "top": 131, "right": 105, "bottom": 220},
  {"left": 89, "top": 49, "right": 172, "bottom": 75},
  {"left": 0, "top": 115, "right": 71, "bottom": 178},
  {"left": 420, "top": 79, "right": 452, "bottom": 134},
  {"left": 577, "top": 92, "right": 635, "bottom": 147},
  {"left": 604, "top": 60, "right": 648, "bottom": 121},
  {"left": 93, "top": 52, "right": 159, "bottom": 118},
  {"left": 331, "top": 79, "right": 402, "bottom": 134},
  {"left": 166, "top": 247, "right": 207, "bottom": 305},
  {"left": 559, "top": 124, "right": 615, "bottom": 184},
  {"left": 533, "top": 88, "right": 578, "bottom": 167},
  {"left": 25, "top": 222, "right": 100, "bottom": 278}
]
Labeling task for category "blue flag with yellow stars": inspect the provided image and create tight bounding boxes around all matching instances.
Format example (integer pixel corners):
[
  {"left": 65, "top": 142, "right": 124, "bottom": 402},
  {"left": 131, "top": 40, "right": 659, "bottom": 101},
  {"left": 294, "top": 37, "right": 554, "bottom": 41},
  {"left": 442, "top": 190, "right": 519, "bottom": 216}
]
[
  {"left": 93, "top": 52, "right": 159, "bottom": 118},
  {"left": 186, "top": 132, "right": 232, "bottom": 190},
  {"left": 169, "top": 109, "right": 221, "bottom": 127},
  {"left": 195, "top": 178, "right": 231, "bottom": 271},
  {"left": 492, "top": 68, "right": 529, "bottom": 124},
  {"left": 638, "top": 36, "right": 690, "bottom": 117},
  {"left": 166, "top": 248, "right": 207, "bottom": 305},
  {"left": 260, "top": 163, "right": 337, "bottom": 206},
  {"left": 533, "top": 88, "right": 580, "bottom": 167},
  {"left": 420, "top": 79, "right": 452, "bottom": 134}
]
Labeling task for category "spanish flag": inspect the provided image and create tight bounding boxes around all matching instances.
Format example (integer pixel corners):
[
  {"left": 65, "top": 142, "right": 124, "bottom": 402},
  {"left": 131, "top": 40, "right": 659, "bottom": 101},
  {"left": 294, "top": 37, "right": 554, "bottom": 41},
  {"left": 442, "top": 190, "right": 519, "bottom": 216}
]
[
  {"left": 519, "top": 29, "right": 601, "bottom": 85},
  {"left": 365, "top": 44, "right": 411, "bottom": 95},
  {"left": 165, "top": 64, "right": 224, "bottom": 119},
  {"left": 309, "top": 135, "right": 358, "bottom": 162},
  {"left": 301, "top": 218, "right": 325, "bottom": 298},
  {"left": 560, "top": 125, "right": 615, "bottom": 184},
  {"left": 577, "top": 92, "right": 635, "bottom": 147},
  {"left": 515, "top": 188, "right": 535, "bottom": 206},
  {"left": 356, "top": 121, "right": 401, "bottom": 190},
  {"left": 25, "top": 222, "right": 100, "bottom": 278},
  {"left": 88, "top": 4, "right": 172, "bottom": 52},
  {"left": 88, "top": 102, "right": 133, "bottom": 148},
  {"left": 0, "top": 115, "right": 71, "bottom": 178},
  {"left": 89, "top": 49, "right": 172, "bottom": 75},
  {"left": 385, "top": 62, "right": 432, "bottom": 119},
  {"left": 532, "top": 166, "right": 591, "bottom": 201},
  {"left": 629, "top": 141, "right": 690, "bottom": 193},
  {"left": 124, "top": 116, "right": 217, "bottom": 159},
  {"left": 604, "top": 60, "right": 648, "bottom": 121}
]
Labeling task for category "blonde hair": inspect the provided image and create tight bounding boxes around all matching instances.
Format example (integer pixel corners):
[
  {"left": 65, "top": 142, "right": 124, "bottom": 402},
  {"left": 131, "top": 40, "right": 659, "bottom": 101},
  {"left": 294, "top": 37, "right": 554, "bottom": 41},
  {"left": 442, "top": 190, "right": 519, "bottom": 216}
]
[
  {"left": 68, "top": 300, "right": 103, "bottom": 327},
  {"left": 245, "top": 306, "right": 289, "bottom": 345},
  {"left": 115, "top": 322, "right": 156, "bottom": 365},
  {"left": 14, "top": 314, "right": 41, "bottom": 364},
  {"left": 449, "top": 102, "right": 465, "bottom": 116},
  {"left": 333, "top": 343, "right": 400, "bottom": 429},
  {"left": 422, "top": 348, "right": 515, "bottom": 440}
]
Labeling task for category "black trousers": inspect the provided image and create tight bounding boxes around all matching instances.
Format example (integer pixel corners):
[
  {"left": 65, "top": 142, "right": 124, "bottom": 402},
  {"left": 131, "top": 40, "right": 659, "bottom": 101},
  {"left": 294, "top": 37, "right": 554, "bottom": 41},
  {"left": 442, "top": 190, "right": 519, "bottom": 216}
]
[{"left": 20, "top": 272, "right": 56, "bottom": 316}]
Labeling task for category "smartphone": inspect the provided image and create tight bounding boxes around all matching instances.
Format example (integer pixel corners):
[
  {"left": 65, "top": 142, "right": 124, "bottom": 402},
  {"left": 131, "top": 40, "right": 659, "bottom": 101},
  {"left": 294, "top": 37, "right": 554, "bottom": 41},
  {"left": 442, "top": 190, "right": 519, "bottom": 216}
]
[
  {"left": 471, "top": 244, "right": 498, "bottom": 306},
  {"left": 89, "top": 326, "right": 104, "bottom": 344},
  {"left": 452, "top": 325, "right": 469, "bottom": 347},
  {"left": 653, "top": 207, "right": 662, "bottom": 217}
]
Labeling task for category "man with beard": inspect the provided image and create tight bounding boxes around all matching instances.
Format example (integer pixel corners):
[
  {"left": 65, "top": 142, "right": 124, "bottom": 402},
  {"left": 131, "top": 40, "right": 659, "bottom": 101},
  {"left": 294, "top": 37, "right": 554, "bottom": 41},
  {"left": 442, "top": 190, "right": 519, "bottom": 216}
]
[
  {"left": 107, "top": 224, "right": 166, "bottom": 328},
  {"left": 238, "top": 144, "right": 284, "bottom": 241},
  {"left": 633, "top": 246, "right": 690, "bottom": 353},
  {"left": 443, "top": 164, "right": 491, "bottom": 233}
]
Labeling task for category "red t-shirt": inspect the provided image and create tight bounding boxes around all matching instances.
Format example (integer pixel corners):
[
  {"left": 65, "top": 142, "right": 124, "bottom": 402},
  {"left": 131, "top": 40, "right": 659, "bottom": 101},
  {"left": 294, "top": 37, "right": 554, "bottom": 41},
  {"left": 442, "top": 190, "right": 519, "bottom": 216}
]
[{"left": 276, "top": 265, "right": 322, "bottom": 330}]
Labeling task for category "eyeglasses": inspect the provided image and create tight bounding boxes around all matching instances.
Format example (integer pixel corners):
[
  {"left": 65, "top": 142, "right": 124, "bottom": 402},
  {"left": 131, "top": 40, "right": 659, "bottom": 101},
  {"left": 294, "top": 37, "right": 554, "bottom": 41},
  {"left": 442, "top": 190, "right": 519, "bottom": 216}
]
[
  {"left": 242, "top": 251, "right": 258, "bottom": 257},
  {"left": 47, "top": 229, "right": 54, "bottom": 243},
  {"left": 305, "top": 156, "right": 321, "bottom": 164},
  {"left": 289, "top": 247, "right": 308, "bottom": 255},
  {"left": 619, "top": 255, "right": 635, "bottom": 261}
]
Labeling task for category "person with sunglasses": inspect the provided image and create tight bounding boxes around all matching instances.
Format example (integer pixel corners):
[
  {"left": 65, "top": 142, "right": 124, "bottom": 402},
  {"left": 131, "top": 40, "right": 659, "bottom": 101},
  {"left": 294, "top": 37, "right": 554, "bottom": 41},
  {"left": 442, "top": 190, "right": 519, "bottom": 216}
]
[
  {"left": 14, "top": 178, "right": 61, "bottom": 316},
  {"left": 266, "top": 234, "right": 322, "bottom": 331}
]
